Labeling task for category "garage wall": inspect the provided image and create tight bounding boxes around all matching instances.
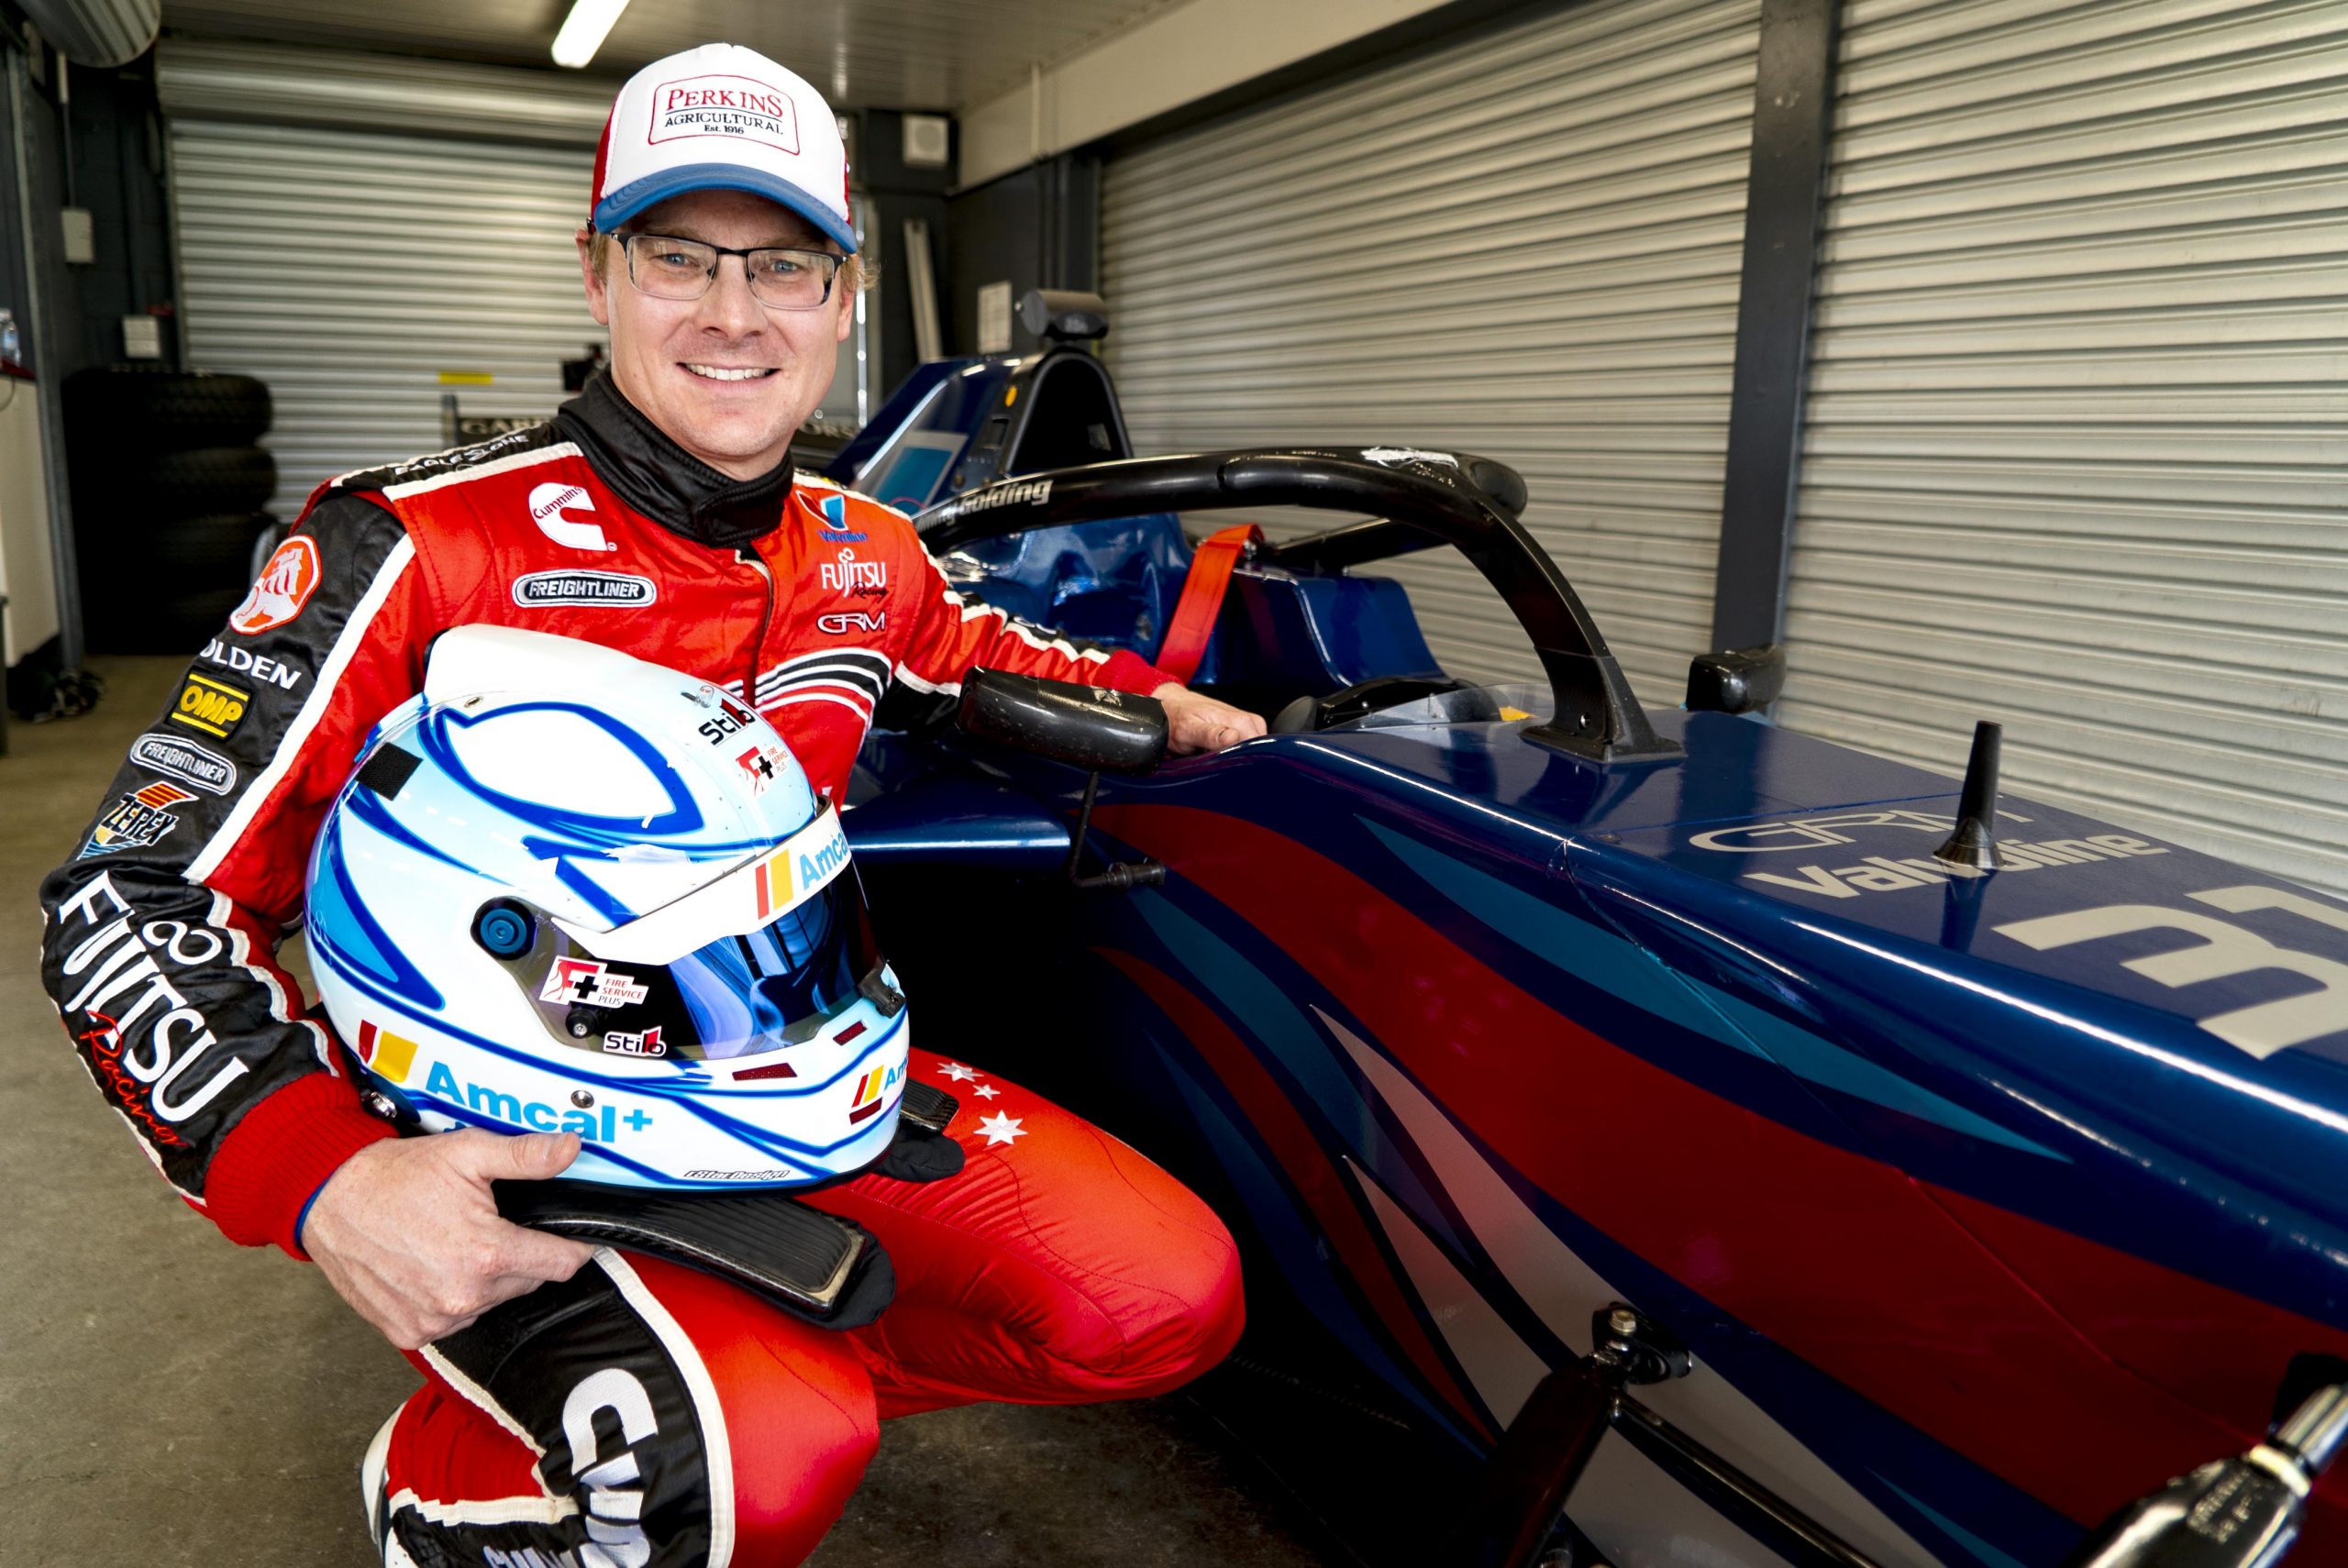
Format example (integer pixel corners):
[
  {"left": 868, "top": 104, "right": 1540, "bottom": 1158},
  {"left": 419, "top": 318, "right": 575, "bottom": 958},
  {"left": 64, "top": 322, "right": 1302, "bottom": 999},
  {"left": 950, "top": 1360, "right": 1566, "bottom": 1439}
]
[
  {"left": 1781, "top": 0, "right": 2348, "bottom": 895},
  {"left": 171, "top": 119, "right": 602, "bottom": 516},
  {"left": 1101, "top": 0, "right": 1761, "bottom": 701},
  {"left": 159, "top": 43, "right": 615, "bottom": 518}
]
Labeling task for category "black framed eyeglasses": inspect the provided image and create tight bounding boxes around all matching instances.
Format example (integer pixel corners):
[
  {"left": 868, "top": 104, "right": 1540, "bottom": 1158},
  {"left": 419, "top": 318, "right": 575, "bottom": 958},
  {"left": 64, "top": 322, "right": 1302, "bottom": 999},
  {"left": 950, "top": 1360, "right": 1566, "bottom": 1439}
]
[{"left": 616, "top": 233, "right": 846, "bottom": 311}]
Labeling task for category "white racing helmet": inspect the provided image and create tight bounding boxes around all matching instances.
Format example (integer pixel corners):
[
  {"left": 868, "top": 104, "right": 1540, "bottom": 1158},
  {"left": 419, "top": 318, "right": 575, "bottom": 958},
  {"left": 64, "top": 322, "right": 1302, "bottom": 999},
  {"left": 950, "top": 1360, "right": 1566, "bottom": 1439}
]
[{"left": 305, "top": 625, "right": 910, "bottom": 1188}]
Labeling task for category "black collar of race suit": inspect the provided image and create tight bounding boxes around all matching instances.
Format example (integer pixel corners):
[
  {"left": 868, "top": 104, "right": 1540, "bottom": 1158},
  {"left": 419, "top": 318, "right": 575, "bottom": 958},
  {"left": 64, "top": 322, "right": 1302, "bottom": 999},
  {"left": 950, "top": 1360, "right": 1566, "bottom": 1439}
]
[{"left": 553, "top": 372, "right": 794, "bottom": 551}]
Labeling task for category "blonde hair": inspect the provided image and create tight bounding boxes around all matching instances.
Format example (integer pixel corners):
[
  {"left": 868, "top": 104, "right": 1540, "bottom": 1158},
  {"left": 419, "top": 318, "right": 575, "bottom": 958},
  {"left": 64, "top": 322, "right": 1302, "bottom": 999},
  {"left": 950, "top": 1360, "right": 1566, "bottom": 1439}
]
[{"left": 587, "top": 229, "right": 872, "bottom": 295}]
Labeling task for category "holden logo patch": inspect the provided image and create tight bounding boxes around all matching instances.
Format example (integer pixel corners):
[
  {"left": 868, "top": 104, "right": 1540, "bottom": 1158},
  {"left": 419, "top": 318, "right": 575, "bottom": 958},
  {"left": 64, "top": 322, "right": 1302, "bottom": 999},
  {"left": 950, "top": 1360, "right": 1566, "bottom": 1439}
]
[
  {"left": 229, "top": 536, "right": 321, "bottom": 635},
  {"left": 527, "top": 482, "right": 614, "bottom": 551}
]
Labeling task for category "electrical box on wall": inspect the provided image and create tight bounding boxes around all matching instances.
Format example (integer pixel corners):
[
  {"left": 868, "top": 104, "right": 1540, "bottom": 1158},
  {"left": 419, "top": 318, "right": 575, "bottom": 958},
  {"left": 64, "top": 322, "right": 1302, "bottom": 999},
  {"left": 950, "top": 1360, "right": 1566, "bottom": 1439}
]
[
  {"left": 61, "top": 208, "right": 95, "bottom": 264},
  {"left": 903, "top": 115, "right": 950, "bottom": 169},
  {"left": 121, "top": 316, "right": 161, "bottom": 359},
  {"left": 976, "top": 282, "right": 1013, "bottom": 355}
]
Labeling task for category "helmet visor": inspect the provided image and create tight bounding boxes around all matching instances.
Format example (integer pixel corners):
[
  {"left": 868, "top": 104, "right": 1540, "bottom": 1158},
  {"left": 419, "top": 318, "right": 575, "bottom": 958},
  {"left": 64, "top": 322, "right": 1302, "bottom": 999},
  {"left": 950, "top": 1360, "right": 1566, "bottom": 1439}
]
[{"left": 530, "top": 870, "right": 890, "bottom": 1062}]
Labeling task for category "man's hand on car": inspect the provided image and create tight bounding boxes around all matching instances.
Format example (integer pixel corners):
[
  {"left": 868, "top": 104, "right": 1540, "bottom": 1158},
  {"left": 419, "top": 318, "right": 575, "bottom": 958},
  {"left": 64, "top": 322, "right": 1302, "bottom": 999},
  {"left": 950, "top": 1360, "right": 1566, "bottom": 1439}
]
[
  {"left": 1155, "top": 683, "right": 1268, "bottom": 754},
  {"left": 303, "top": 1130, "right": 598, "bottom": 1349}
]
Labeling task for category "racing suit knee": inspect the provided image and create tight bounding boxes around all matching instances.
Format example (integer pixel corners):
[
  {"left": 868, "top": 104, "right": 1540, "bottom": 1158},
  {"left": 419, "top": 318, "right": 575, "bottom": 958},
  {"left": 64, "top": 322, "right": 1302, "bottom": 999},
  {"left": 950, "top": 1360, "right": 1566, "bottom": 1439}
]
[
  {"left": 380, "top": 1250, "right": 876, "bottom": 1568},
  {"left": 808, "top": 1047, "right": 1246, "bottom": 1419}
]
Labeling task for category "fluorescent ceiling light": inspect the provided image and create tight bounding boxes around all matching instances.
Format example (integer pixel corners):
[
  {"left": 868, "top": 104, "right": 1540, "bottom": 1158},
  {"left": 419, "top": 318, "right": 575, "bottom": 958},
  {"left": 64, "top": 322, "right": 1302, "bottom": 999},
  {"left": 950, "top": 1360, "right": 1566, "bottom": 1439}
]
[{"left": 551, "top": 0, "right": 630, "bottom": 67}]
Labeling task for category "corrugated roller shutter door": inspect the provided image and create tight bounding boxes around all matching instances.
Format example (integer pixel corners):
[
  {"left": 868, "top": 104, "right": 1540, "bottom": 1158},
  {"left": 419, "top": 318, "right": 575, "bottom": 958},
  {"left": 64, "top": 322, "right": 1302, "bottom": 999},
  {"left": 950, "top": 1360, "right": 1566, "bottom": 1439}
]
[
  {"left": 171, "top": 119, "right": 603, "bottom": 516},
  {"left": 1785, "top": 0, "right": 2348, "bottom": 894},
  {"left": 1102, "top": 0, "right": 1759, "bottom": 701}
]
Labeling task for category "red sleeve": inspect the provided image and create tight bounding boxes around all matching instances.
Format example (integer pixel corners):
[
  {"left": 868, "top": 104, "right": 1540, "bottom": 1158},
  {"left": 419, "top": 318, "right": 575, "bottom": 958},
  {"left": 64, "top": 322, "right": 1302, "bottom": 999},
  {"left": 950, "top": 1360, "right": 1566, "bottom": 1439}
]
[
  {"left": 893, "top": 539, "right": 1173, "bottom": 699},
  {"left": 38, "top": 491, "right": 432, "bottom": 1254}
]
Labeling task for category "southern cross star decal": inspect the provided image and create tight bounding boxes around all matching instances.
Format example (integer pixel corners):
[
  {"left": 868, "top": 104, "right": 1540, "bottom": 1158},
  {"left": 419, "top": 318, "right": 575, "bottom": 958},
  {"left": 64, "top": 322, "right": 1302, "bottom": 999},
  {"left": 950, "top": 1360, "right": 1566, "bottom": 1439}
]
[
  {"left": 976, "top": 1111, "right": 1026, "bottom": 1147},
  {"left": 937, "top": 1061, "right": 980, "bottom": 1082},
  {"left": 973, "top": 1083, "right": 1000, "bottom": 1099}
]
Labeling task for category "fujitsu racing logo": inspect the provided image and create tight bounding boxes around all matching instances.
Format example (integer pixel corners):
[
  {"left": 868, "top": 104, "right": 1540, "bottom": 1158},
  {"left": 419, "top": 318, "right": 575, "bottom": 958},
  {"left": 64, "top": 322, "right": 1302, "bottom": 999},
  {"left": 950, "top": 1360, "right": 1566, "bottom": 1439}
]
[
  {"left": 819, "top": 547, "right": 886, "bottom": 596},
  {"left": 53, "top": 873, "right": 249, "bottom": 1140}
]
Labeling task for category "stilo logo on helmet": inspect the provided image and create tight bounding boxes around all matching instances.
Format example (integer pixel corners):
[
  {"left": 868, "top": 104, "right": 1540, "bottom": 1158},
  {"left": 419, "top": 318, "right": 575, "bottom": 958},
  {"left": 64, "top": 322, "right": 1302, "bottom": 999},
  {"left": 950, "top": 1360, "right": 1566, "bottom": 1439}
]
[{"left": 304, "top": 625, "right": 910, "bottom": 1189}]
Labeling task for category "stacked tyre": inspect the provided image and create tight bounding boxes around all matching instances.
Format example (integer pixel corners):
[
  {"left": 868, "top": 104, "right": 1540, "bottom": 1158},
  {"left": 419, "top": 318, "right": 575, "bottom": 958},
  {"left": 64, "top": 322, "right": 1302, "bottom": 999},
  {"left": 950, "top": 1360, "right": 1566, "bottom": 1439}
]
[{"left": 65, "top": 366, "right": 276, "bottom": 654}]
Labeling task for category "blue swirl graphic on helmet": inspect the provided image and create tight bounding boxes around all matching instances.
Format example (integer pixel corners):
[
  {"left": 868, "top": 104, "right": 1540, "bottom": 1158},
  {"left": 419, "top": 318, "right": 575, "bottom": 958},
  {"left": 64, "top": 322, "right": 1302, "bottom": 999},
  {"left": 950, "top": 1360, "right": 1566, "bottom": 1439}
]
[
  {"left": 419, "top": 701, "right": 705, "bottom": 841},
  {"left": 307, "top": 809, "right": 447, "bottom": 1010}
]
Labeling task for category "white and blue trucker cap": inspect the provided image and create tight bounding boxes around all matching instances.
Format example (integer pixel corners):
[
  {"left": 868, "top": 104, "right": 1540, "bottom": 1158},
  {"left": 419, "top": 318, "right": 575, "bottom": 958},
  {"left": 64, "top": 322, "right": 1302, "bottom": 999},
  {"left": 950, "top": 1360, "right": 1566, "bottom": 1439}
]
[{"left": 589, "top": 43, "right": 857, "bottom": 253}]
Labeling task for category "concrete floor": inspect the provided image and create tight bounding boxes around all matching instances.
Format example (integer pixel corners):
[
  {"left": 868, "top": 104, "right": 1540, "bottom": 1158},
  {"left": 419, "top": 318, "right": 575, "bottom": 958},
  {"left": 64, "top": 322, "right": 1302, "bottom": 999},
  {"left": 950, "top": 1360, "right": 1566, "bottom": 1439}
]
[{"left": 0, "top": 656, "right": 1328, "bottom": 1567}]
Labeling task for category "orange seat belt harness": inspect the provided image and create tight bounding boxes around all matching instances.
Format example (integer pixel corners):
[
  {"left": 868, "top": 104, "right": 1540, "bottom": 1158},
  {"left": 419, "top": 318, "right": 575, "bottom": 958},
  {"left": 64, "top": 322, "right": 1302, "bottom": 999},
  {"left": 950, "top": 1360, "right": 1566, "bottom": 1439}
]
[{"left": 1153, "top": 524, "right": 1262, "bottom": 687}]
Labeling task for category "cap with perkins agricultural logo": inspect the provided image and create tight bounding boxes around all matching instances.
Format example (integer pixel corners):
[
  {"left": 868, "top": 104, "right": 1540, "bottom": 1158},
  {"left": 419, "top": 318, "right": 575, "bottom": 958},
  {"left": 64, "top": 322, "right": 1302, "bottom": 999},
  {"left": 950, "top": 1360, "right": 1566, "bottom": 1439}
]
[{"left": 589, "top": 42, "right": 857, "bottom": 254}]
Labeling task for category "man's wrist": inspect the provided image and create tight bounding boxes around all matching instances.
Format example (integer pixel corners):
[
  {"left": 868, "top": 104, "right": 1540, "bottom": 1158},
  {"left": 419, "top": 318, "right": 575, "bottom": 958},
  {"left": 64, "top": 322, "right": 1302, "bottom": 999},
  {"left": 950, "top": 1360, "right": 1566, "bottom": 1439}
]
[{"left": 205, "top": 1075, "right": 400, "bottom": 1258}]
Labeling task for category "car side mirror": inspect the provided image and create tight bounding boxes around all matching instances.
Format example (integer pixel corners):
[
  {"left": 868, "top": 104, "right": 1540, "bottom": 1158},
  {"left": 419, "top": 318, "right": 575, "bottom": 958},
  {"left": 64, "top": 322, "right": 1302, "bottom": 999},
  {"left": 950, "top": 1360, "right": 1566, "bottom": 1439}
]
[
  {"left": 955, "top": 670, "right": 1169, "bottom": 894},
  {"left": 956, "top": 669, "right": 1168, "bottom": 777}
]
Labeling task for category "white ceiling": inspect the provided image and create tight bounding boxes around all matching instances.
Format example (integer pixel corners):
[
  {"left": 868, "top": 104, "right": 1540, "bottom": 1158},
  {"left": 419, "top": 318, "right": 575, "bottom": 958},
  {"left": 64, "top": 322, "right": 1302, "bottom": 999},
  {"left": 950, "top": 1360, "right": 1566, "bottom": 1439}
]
[{"left": 158, "top": 0, "right": 1180, "bottom": 110}]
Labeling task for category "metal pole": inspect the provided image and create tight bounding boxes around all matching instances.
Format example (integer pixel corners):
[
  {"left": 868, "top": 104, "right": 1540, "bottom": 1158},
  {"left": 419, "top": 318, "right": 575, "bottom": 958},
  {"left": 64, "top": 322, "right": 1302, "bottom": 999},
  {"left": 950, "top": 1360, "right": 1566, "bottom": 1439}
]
[
  {"left": 1704, "top": 0, "right": 1842, "bottom": 661},
  {"left": 11, "top": 47, "right": 85, "bottom": 678}
]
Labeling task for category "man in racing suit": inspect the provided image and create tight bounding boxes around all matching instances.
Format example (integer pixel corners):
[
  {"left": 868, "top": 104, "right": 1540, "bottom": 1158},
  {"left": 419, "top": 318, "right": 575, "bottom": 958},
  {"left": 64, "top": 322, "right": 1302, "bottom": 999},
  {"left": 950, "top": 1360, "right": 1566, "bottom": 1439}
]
[{"left": 38, "top": 41, "right": 1257, "bottom": 1567}]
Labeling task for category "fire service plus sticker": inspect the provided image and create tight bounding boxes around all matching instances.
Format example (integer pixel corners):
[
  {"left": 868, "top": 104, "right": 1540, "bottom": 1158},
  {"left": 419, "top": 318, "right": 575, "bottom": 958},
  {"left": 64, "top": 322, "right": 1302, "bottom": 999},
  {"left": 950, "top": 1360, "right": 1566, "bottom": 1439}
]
[{"left": 540, "top": 957, "right": 651, "bottom": 1009}]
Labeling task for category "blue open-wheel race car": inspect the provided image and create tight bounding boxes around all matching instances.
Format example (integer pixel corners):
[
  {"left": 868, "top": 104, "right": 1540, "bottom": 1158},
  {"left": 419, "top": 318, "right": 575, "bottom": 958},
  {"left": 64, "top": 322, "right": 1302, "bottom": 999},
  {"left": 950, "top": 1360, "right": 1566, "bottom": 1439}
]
[{"left": 825, "top": 295, "right": 2348, "bottom": 1568}]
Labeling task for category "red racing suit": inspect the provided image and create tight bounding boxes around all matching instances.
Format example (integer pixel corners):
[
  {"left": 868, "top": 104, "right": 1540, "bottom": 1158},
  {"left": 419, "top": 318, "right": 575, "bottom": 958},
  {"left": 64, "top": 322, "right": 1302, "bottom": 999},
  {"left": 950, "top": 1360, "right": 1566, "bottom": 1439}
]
[{"left": 37, "top": 374, "right": 1242, "bottom": 1567}]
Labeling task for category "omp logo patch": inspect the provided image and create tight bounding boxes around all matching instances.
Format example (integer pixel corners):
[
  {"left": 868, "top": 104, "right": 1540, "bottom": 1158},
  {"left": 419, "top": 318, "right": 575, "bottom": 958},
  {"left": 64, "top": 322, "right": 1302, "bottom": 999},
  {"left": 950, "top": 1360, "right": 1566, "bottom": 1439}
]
[
  {"left": 229, "top": 536, "right": 321, "bottom": 635},
  {"left": 649, "top": 73, "right": 800, "bottom": 154},
  {"left": 129, "top": 734, "right": 236, "bottom": 795},
  {"left": 170, "top": 673, "right": 249, "bottom": 738},
  {"left": 511, "top": 569, "right": 657, "bottom": 608}
]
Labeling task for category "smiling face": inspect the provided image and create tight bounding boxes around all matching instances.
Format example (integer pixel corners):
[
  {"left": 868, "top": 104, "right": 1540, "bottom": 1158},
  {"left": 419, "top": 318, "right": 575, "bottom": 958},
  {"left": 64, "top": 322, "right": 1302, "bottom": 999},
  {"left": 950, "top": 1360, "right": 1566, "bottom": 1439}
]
[{"left": 578, "top": 187, "right": 854, "bottom": 480}]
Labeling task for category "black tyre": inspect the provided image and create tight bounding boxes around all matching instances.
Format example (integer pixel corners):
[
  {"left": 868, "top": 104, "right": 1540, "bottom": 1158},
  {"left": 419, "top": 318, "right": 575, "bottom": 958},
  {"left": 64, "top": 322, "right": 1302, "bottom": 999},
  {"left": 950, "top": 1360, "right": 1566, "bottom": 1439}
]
[
  {"left": 88, "top": 513, "right": 273, "bottom": 599},
  {"left": 248, "top": 516, "right": 293, "bottom": 583},
  {"left": 65, "top": 366, "right": 271, "bottom": 447},
  {"left": 80, "top": 445, "right": 279, "bottom": 518},
  {"left": 82, "top": 584, "right": 249, "bottom": 656}
]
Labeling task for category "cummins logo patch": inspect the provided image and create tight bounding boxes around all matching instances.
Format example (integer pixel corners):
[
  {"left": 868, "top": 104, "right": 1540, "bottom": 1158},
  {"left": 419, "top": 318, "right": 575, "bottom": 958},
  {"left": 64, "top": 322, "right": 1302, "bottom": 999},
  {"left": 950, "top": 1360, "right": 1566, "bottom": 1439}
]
[{"left": 511, "top": 570, "right": 658, "bottom": 608}]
